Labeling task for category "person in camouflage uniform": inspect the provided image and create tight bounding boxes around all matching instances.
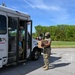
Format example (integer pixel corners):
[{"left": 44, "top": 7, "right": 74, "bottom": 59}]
[{"left": 42, "top": 32, "right": 52, "bottom": 70}]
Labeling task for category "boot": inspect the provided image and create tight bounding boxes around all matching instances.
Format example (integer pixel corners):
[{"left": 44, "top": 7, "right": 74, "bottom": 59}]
[
  {"left": 43, "top": 66, "right": 49, "bottom": 70},
  {"left": 42, "top": 65, "right": 46, "bottom": 68}
]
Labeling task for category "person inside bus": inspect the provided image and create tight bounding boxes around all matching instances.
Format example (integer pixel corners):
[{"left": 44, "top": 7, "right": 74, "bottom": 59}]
[
  {"left": 19, "top": 26, "right": 24, "bottom": 41},
  {"left": 19, "top": 41, "right": 23, "bottom": 55},
  {"left": 19, "top": 26, "right": 24, "bottom": 55}
]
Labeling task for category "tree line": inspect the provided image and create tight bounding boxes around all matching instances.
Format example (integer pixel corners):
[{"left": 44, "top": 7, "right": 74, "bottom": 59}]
[{"left": 32, "top": 25, "right": 75, "bottom": 41}]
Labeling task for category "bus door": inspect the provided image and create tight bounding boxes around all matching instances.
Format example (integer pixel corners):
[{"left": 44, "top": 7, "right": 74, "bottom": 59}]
[
  {"left": 24, "top": 20, "right": 32, "bottom": 59},
  {"left": 16, "top": 20, "right": 32, "bottom": 61},
  {"left": 8, "top": 17, "right": 19, "bottom": 64}
]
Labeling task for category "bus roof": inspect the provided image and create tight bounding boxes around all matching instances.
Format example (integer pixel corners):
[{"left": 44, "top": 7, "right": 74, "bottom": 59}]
[{"left": 0, "top": 6, "right": 30, "bottom": 19}]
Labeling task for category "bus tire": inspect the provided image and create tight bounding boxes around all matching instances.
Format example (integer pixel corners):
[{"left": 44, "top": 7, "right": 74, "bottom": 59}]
[{"left": 31, "top": 48, "right": 40, "bottom": 61}]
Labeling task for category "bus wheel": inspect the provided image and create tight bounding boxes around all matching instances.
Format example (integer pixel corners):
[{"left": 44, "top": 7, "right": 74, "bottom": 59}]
[{"left": 31, "top": 48, "right": 40, "bottom": 61}]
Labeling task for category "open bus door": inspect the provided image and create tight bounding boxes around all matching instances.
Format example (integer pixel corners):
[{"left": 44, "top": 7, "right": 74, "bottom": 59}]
[
  {"left": 24, "top": 20, "right": 32, "bottom": 59},
  {"left": 8, "top": 16, "right": 32, "bottom": 64},
  {"left": 17, "top": 20, "right": 32, "bottom": 62}
]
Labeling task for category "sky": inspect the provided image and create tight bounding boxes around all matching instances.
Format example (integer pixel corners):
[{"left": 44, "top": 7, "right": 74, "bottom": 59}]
[{"left": 0, "top": 0, "right": 75, "bottom": 32}]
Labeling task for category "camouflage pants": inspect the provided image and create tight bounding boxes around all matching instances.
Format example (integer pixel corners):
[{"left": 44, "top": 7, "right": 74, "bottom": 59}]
[{"left": 43, "top": 48, "right": 51, "bottom": 67}]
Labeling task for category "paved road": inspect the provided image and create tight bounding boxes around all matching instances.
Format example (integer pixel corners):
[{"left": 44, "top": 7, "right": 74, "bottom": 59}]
[{"left": 0, "top": 48, "right": 75, "bottom": 75}]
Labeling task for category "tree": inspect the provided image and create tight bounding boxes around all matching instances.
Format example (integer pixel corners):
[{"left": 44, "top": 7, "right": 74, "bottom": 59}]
[{"left": 33, "top": 25, "right": 75, "bottom": 41}]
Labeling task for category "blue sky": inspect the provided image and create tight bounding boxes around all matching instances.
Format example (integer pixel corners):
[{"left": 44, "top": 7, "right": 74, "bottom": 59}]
[{"left": 0, "top": 0, "right": 75, "bottom": 32}]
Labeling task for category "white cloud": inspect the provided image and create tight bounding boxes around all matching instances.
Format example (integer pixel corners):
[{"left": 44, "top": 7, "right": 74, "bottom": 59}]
[
  {"left": 23, "top": 0, "right": 61, "bottom": 11},
  {"left": 49, "top": 6, "right": 61, "bottom": 11},
  {"left": 23, "top": 0, "right": 35, "bottom": 8},
  {"left": 23, "top": 0, "right": 70, "bottom": 24}
]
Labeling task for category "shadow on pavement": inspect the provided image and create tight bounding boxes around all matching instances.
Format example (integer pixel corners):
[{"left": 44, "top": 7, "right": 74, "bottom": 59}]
[
  {"left": 49, "top": 56, "right": 70, "bottom": 69},
  {"left": 0, "top": 55, "right": 70, "bottom": 75},
  {"left": 50, "top": 56, "right": 61, "bottom": 63},
  {"left": 53, "top": 63, "right": 70, "bottom": 68}
]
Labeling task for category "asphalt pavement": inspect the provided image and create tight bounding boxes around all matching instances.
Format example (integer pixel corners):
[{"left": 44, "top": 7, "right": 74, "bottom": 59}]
[{"left": 0, "top": 48, "right": 75, "bottom": 75}]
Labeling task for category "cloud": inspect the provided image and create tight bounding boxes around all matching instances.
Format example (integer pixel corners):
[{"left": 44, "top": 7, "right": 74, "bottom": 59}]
[
  {"left": 23, "top": 0, "right": 70, "bottom": 24},
  {"left": 23, "top": 0, "right": 35, "bottom": 8},
  {"left": 49, "top": 6, "right": 61, "bottom": 11},
  {"left": 23, "top": 0, "right": 61, "bottom": 11}
]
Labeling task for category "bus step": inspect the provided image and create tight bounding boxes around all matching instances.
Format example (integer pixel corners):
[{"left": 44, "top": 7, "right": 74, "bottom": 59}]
[
  {"left": 8, "top": 56, "right": 16, "bottom": 64},
  {"left": 6, "top": 60, "right": 27, "bottom": 66},
  {"left": 6, "top": 62, "right": 17, "bottom": 66},
  {"left": 8, "top": 56, "right": 16, "bottom": 59},
  {"left": 18, "top": 59, "right": 27, "bottom": 63},
  {"left": 8, "top": 51, "right": 16, "bottom": 54},
  {"left": 8, "top": 51, "right": 16, "bottom": 57}
]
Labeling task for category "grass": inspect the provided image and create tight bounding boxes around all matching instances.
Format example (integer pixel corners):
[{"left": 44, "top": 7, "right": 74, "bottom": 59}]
[{"left": 51, "top": 41, "right": 75, "bottom": 48}]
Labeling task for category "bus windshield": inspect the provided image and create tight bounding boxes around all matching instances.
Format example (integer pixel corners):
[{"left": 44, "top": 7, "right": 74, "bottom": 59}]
[{"left": 0, "top": 15, "right": 7, "bottom": 34}]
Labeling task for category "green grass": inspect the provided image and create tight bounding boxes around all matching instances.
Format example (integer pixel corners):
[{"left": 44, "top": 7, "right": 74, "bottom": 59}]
[{"left": 51, "top": 41, "right": 75, "bottom": 48}]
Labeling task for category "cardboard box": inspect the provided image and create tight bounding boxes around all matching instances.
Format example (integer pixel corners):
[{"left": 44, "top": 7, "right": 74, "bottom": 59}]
[
  {"left": 42, "top": 40, "right": 48, "bottom": 45},
  {"left": 38, "top": 41, "right": 42, "bottom": 48},
  {"left": 38, "top": 40, "right": 48, "bottom": 48}
]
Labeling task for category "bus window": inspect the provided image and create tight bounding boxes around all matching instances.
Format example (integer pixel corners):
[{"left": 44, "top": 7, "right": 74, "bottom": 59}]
[
  {"left": 8, "top": 17, "right": 18, "bottom": 37},
  {"left": 0, "top": 15, "right": 7, "bottom": 34}
]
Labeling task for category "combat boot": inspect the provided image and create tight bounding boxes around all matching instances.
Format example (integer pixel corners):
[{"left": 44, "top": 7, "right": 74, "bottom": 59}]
[
  {"left": 42, "top": 65, "right": 46, "bottom": 68},
  {"left": 43, "top": 66, "right": 49, "bottom": 70}
]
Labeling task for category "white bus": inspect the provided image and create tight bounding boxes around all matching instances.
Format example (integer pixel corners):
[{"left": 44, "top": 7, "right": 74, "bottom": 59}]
[{"left": 0, "top": 6, "right": 41, "bottom": 68}]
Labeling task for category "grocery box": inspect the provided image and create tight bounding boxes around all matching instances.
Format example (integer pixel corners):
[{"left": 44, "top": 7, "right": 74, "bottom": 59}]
[{"left": 38, "top": 40, "right": 48, "bottom": 48}]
